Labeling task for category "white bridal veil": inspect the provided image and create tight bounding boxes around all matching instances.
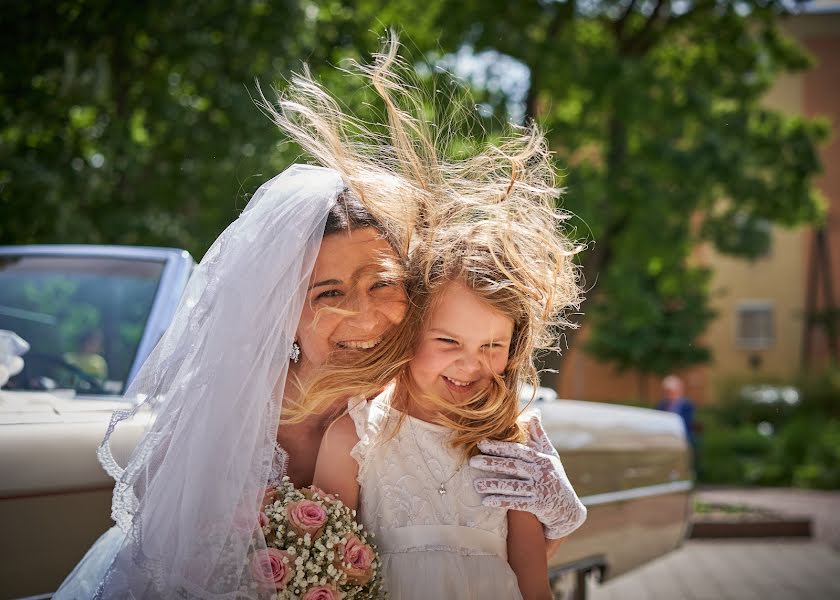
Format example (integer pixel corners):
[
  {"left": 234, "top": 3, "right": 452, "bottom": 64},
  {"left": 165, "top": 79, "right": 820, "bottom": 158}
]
[{"left": 93, "top": 164, "right": 343, "bottom": 598}]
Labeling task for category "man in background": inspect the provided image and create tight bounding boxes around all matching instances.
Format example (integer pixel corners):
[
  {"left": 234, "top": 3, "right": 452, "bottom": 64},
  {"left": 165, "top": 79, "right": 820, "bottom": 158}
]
[{"left": 657, "top": 375, "right": 698, "bottom": 472}]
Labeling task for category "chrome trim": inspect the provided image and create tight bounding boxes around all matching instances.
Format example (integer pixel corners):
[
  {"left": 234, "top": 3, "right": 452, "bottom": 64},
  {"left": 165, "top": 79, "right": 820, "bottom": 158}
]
[{"left": 580, "top": 480, "right": 694, "bottom": 507}]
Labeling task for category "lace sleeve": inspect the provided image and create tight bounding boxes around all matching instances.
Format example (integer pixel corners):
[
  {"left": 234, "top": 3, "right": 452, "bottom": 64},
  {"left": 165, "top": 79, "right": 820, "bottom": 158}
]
[
  {"left": 347, "top": 395, "right": 391, "bottom": 482},
  {"left": 348, "top": 397, "right": 372, "bottom": 475}
]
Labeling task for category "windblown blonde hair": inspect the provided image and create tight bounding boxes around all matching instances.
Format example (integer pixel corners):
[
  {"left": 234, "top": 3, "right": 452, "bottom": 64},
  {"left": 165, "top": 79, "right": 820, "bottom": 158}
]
[{"left": 264, "top": 35, "right": 583, "bottom": 456}]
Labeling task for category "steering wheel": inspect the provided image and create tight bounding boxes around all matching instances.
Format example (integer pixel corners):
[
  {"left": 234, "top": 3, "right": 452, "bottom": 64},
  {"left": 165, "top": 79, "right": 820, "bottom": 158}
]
[{"left": 17, "top": 352, "right": 106, "bottom": 394}]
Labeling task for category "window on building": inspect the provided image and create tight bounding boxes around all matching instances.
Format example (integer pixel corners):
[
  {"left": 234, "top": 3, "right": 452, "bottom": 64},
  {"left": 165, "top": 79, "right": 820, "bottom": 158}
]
[{"left": 736, "top": 302, "right": 774, "bottom": 349}]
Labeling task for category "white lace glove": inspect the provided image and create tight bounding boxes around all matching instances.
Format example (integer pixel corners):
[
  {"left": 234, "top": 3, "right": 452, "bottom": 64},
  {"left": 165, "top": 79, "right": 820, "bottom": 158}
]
[{"left": 469, "top": 413, "right": 587, "bottom": 539}]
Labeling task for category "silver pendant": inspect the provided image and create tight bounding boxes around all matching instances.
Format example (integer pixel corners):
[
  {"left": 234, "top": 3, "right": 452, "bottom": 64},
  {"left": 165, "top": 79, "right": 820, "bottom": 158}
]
[{"left": 438, "top": 483, "right": 446, "bottom": 496}]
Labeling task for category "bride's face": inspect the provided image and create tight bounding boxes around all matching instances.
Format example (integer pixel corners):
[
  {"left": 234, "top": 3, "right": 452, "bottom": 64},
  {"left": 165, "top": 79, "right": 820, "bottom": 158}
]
[{"left": 295, "top": 227, "right": 407, "bottom": 369}]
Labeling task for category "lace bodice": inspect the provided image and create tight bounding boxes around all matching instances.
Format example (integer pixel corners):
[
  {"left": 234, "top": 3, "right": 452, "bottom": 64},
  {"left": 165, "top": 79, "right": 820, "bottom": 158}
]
[
  {"left": 349, "top": 386, "right": 508, "bottom": 556},
  {"left": 268, "top": 441, "right": 290, "bottom": 488}
]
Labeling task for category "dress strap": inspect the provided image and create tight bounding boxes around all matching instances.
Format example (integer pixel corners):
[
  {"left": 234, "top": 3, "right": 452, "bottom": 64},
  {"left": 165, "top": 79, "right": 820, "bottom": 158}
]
[{"left": 376, "top": 525, "right": 507, "bottom": 559}]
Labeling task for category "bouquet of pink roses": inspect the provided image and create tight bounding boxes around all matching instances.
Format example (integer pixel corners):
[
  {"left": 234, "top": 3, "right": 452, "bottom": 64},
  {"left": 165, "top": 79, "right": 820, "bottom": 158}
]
[{"left": 249, "top": 476, "right": 384, "bottom": 599}]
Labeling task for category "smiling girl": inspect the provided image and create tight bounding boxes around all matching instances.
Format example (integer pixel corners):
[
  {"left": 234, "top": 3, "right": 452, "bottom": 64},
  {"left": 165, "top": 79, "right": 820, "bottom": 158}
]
[{"left": 302, "top": 118, "right": 586, "bottom": 598}]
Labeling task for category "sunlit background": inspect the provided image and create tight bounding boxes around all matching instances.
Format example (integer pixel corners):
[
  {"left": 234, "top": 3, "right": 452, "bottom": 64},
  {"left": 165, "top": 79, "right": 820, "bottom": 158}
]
[{"left": 2, "top": 1, "right": 839, "bottom": 598}]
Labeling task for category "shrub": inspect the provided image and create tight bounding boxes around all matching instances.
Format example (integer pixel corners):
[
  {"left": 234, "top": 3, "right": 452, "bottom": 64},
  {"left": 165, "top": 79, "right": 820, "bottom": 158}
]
[{"left": 697, "top": 370, "right": 840, "bottom": 490}]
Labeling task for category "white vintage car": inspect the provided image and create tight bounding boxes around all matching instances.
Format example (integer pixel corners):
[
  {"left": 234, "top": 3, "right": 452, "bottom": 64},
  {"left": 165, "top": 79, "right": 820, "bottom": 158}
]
[{"left": 0, "top": 245, "right": 692, "bottom": 600}]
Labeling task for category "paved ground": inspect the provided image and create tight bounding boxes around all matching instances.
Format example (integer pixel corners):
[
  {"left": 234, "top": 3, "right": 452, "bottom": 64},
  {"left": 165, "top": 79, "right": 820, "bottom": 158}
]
[
  {"left": 587, "top": 539, "right": 840, "bottom": 600},
  {"left": 586, "top": 488, "right": 840, "bottom": 600}
]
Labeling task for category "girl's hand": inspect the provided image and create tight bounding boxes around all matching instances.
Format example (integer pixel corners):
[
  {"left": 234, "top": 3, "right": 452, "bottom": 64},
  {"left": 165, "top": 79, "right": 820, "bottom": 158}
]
[{"left": 469, "top": 414, "right": 587, "bottom": 539}]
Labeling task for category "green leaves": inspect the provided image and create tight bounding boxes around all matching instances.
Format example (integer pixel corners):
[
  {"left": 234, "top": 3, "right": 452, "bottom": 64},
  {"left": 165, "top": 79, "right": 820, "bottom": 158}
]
[{"left": 1, "top": 1, "right": 825, "bottom": 379}]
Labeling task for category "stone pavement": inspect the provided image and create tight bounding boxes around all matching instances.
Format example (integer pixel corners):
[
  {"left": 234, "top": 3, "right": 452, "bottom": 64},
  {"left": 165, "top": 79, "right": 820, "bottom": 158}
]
[
  {"left": 695, "top": 487, "right": 840, "bottom": 552},
  {"left": 586, "top": 488, "right": 840, "bottom": 599},
  {"left": 587, "top": 539, "right": 840, "bottom": 600}
]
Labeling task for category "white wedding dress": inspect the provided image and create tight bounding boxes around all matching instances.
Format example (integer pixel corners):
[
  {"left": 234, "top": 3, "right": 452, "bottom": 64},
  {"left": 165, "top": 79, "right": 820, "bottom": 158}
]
[
  {"left": 53, "top": 443, "right": 291, "bottom": 599},
  {"left": 349, "top": 386, "right": 523, "bottom": 600}
]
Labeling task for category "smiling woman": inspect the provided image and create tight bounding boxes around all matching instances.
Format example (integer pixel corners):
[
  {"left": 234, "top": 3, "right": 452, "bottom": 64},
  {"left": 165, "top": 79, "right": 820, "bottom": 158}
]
[{"left": 294, "top": 226, "right": 407, "bottom": 376}]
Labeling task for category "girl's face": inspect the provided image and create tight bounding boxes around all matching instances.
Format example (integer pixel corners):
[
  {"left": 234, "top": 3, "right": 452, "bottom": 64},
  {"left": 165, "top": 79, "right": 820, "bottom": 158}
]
[
  {"left": 296, "top": 227, "right": 407, "bottom": 370},
  {"left": 409, "top": 280, "right": 513, "bottom": 402}
]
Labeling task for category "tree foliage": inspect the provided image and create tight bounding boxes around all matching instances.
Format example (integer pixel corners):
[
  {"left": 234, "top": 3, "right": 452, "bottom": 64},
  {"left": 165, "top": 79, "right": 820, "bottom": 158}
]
[
  {"left": 1, "top": 0, "right": 382, "bottom": 256},
  {"left": 1, "top": 0, "right": 827, "bottom": 378}
]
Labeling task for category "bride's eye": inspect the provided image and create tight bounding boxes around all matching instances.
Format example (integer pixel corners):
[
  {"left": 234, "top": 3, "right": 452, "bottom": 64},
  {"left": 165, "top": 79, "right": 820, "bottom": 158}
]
[{"left": 315, "top": 289, "right": 342, "bottom": 300}]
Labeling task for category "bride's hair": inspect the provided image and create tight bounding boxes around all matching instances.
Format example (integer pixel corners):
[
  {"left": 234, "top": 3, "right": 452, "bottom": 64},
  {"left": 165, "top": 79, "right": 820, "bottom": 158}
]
[{"left": 267, "top": 35, "right": 582, "bottom": 455}]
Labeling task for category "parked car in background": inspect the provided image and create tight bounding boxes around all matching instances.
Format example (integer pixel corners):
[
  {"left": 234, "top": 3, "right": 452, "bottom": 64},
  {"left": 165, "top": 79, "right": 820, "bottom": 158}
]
[
  {"left": 0, "top": 245, "right": 193, "bottom": 599},
  {"left": 0, "top": 245, "right": 692, "bottom": 600}
]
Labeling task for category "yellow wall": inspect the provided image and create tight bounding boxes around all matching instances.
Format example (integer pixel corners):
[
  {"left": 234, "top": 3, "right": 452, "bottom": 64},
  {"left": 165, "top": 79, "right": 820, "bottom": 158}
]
[
  {"left": 704, "top": 227, "right": 806, "bottom": 381},
  {"left": 703, "top": 9, "right": 840, "bottom": 391}
]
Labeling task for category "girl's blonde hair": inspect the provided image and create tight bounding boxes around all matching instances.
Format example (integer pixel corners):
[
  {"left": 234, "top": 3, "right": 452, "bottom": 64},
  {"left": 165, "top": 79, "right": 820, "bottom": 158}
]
[{"left": 264, "top": 35, "right": 583, "bottom": 455}]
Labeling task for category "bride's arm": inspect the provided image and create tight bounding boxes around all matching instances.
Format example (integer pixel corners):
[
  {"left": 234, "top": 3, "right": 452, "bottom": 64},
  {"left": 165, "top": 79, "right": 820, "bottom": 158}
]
[
  {"left": 312, "top": 413, "right": 362, "bottom": 511},
  {"left": 470, "top": 414, "right": 587, "bottom": 546}
]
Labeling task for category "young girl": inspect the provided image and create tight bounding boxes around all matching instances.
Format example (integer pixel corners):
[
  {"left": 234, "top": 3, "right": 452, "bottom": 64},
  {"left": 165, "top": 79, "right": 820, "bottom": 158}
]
[{"left": 304, "top": 130, "right": 585, "bottom": 598}]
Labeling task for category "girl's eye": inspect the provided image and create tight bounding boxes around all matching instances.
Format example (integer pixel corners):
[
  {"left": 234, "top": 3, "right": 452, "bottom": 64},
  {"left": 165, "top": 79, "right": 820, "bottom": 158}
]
[
  {"left": 315, "top": 289, "right": 342, "bottom": 300},
  {"left": 483, "top": 343, "right": 509, "bottom": 352},
  {"left": 436, "top": 337, "right": 457, "bottom": 345}
]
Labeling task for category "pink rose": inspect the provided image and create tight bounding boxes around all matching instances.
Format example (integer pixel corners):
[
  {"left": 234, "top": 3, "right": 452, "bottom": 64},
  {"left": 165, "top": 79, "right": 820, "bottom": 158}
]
[
  {"left": 302, "top": 585, "right": 342, "bottom": 600},
  {"left": 258, "top": 511, "right": 270, "bottom": 528},
  {"left": 287, "top": 500, "right": 328, "bottom": 540},
  {"left": 339, "top": 535, "right": 375, "bottom": 585},
  {"left": 249, "top": 548, "right": 293, "bottom": 591}
]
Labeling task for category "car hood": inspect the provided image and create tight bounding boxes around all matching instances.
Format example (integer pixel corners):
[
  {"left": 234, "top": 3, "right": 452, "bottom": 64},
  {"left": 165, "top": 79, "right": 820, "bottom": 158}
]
[{"left": 0, "top": 389, "right": 136, "bottom": 425}]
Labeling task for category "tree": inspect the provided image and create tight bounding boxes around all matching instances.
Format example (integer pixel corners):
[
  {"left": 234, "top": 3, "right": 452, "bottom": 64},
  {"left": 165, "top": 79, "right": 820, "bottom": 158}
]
[
  {"left": 0, "top": 0, "right": 382, "bottom": 257},
  {"left": 2, "top": 1, "right": 828, "bottom": 383}
]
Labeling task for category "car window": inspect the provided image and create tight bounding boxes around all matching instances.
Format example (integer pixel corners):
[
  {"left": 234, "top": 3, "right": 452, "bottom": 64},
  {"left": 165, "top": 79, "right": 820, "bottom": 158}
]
[{"left": 0, "top": 254, "right": 164, "bottom": 395}]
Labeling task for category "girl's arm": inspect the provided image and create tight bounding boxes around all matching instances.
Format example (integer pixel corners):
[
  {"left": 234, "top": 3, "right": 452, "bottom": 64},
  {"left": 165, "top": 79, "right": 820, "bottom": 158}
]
[
  {"left": 507, "top": 510, "right": 553, "bottom": 600},
  {"left": 312, "top": 413, "right": 361, "bottom": 511}
]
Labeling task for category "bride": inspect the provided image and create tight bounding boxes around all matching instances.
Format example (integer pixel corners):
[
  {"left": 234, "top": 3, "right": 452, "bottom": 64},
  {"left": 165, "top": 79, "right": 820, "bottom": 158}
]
[{"left": 55, "top": 39, "right": 585, "bottom": 599}]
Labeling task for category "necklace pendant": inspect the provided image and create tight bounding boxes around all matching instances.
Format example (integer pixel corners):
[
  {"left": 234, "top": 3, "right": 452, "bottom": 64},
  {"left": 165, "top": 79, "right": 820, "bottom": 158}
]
[{"left": 438, "top": 483, "right": 446, "bottom": 495}]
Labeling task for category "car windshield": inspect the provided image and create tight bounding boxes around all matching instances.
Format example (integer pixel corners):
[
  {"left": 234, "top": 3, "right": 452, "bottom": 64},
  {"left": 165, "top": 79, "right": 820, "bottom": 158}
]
[{"left": 0, "top": 254, "right": 164, "bottom": 395}]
